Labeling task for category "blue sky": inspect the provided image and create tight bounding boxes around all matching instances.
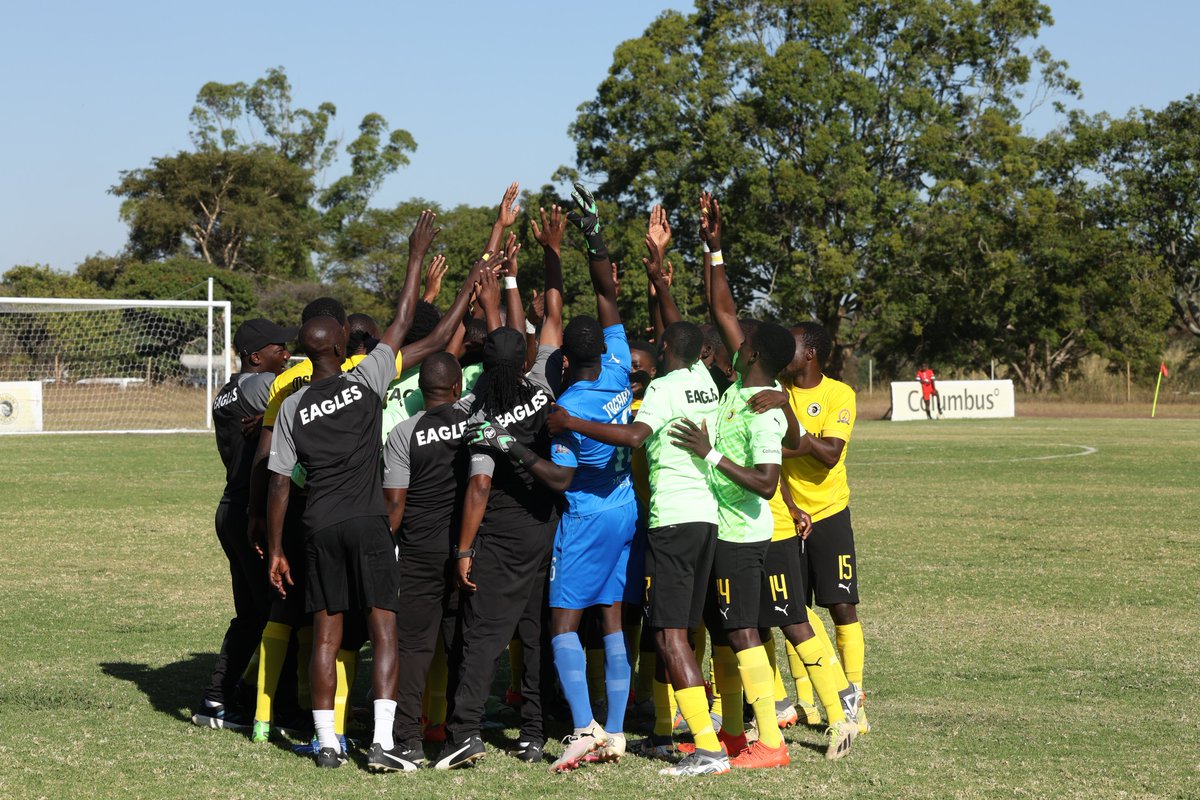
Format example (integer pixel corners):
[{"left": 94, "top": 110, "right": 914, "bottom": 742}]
[{"left": 2, "top": 0, "right": 1197, "bottom": 273}]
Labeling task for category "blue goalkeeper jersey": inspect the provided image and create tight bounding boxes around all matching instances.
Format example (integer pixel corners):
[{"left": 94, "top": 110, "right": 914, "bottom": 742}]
[{"left": 551, "top": 324, "right": 636, "bottom": 517}]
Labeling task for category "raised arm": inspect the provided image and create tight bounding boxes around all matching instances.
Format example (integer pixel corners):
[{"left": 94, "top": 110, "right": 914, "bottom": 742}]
[
  {"left": 422, "top": 255, "right": 448, "bottom": 305},
  {"left": 500, "top": 232, "right": 526, "bottom": 334},
  {"left": 476, "top": 260, "right": 503, "bottom": 333},
  {"left": 699, "top": 192, "right": 742, "bottom": 358},
  {"left": 400, "top": 254, "right": 490, "bottom": 366},
  {"left": 380, "top": 210, "right": 441, "bottom": 353},
  {"left": 485, "top": 182, "right": 521, "bottom": 256},
  {"left": 531, "top": 205, "right": 565, "bottom": 348},
  {"left": 568, "top": 183, "right": 620, "bottom": 328}
]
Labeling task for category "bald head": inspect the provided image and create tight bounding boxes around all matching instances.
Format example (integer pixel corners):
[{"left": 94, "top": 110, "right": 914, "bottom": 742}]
[
  {"left": 299, "top": 316, "right": 348, "bottom": 365},
  {"left": 419, "top": 352, "right": 463, "bottom": 401}
]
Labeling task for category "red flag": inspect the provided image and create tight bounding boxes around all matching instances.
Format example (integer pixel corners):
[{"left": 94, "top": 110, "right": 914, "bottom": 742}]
[{"left": 1160, "top": 362, "right": 1169, "bottom": 377}]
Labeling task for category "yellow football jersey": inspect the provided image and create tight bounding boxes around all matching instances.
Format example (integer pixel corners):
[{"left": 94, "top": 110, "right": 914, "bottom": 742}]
[
  {"left": 768, "top": 375, "right": 856, "bottom": 536},
  {"left": 263, "top": 350, "right": 403, "bottom": 427}
]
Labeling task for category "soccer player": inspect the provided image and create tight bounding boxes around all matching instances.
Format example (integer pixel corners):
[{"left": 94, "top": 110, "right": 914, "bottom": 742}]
[
  {"left": 668, "top": 192, "right": 810, "bottom": 769},
  {"left": 433, "top": 206, "right": 565, "bottom": 771},
  {"left": 475, "top": 185, "right": 638, "bottom": 771},
  {"left": 193, "top": 318, "right": 296, "bottom": 730},
  {"left": 777, "top": 321, "right": 871, "bottom": 737},
  {"left": 379, "top": 257, "right": 504, "bottom": 771},
  {"left": 917, "top": 363, "right": 942, "bottom": 419},
  {"left": 547, "top": 217, "right": 731, "bottom": 777}
]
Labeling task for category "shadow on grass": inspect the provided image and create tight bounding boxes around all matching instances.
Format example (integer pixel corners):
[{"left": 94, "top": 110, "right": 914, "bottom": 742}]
[{"left": 101, "top": 653, "right": 216, "bottom": 723}]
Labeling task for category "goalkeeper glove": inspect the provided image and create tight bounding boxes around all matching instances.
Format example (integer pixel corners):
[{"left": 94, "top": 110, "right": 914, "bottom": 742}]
[{"left": 567, "top": 182, "right": 608, "bottom": 260}]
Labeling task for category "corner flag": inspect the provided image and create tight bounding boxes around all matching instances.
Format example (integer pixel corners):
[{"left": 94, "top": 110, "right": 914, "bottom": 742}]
[{"left": 1152, "top": 361, "right": 1168, "bottom": 418}]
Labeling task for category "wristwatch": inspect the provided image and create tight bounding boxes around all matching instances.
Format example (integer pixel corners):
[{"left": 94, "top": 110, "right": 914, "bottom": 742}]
[{"left": 454, "top": 547, "right": 476, "bottom": 559}]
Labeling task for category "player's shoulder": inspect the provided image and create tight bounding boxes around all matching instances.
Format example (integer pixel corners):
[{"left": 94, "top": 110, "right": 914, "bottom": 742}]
[
  {"left": 279, "top": 384, "right": 310, "bottom": 419},
  {"left": 820, "top": 375, "right": 856, "bottom": 404},
  {"left": 272, "top": 359, "right": 311, "bottom": 394}
]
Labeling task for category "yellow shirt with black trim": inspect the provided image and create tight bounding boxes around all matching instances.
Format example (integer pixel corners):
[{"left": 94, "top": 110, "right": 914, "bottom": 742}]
[
  {"left": 768, "top": 375, "right": 856, "bottom": 537},
  {"left": 263, "top": 351, "right": 404, "bottom": 428}
]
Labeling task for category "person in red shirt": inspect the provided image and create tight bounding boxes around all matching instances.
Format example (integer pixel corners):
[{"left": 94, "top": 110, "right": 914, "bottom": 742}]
[{"left": 916, "top": 364, "right": 942, "bottom": 419}]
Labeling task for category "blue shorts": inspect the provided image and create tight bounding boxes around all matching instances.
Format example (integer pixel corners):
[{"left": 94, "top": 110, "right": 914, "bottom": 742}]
[{"left": 549, "top": 500, "right": 638, "bottom": 610}]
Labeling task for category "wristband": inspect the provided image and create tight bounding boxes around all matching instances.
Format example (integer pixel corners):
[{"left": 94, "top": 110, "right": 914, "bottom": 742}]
[
  {"left": 525, "top": 320, "right": 536, "bottom": 335},
  {"left": 503, "top": 276, "right": 518, "bottom": 290},
  {"left": 481, "top": 252, "right": 491, "bottom": 261},
  {"left": 710, "top": 250, "right": 724, "bottom": 266},
  {"left": 704, "top": 449, "right": 724, "bottom": 466},
  {"left": 703, "top": 241, "right": 711, "bottom": 253},
  {"left": 454, "top": 547, "right": 475, "bottom": 559}
]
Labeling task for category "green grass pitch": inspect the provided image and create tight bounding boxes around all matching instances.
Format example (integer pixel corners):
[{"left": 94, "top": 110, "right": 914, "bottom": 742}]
[{"left": 1, "top": 417, "right": 1197, "bottom": 799}]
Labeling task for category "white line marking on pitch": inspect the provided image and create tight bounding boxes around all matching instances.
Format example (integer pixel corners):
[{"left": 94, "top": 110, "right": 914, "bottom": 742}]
[{"left": 857, "top": 444, "right": 1098, "bottom": 466}]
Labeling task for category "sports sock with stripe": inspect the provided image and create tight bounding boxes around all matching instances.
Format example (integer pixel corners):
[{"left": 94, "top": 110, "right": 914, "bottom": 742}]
[
  {"left": 736, "top": 645, "right": 783, "bottom": 748},
  {"left": 551, "top": 633, "right": 594, "bottom": 730},
  {"left": 796, "top": 635, "right": 850, "bottom": 724},
  {"left": 373, "top": 698, "right": 396, "bottom": 749},
  {"left": 333, "top": 649, "right": 356, "bottom": 736},
  {"left": 652, "top": 678, "right": 675, "bottom": 737},
  {"left": 786, "top": 640, "right": 815, "bottom": 706},
  {"left": 255, "top": 621, "right": 291, "bottom": 723},
  {"left": 835, "top": 621, "right": 865, "bottom": 686},
  {"left": 676, "top": 684, "right": 719, "bottom": 752},
  {"left": 602, "top": 632, "right": 630, "bottom": 734},
  {"left": 711, "top": 645, "right": 743, "bottom": 736},
  {"left": 808, "top": 606, "right": 839, "bottom": 663}
]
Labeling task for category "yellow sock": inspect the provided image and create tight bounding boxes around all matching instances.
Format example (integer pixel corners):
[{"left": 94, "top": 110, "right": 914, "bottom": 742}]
[
  {"left": 711, "top": 645, "right": 742, "bottom": 736},
  {"left": 764, "top": 633, "right": 788, "bottom": 703},
  {"left": 507, "top": 639, "right": 523, "bottom": 693},
  {"left": 652, "top": 679, "right": 676, "bottom": 737},
  {"left": 635, "top": 649, "right": 655, "bottom": 703},
  {"left": 808, "top": 606, "right": 839, "bottom": 665},
  {"left": 427, "top": 641, "right": 448, "bottom": 726},
  {"left": 333, "top": 649, "right": 356, "bottom": 736},
  {"left": 296, "top": 626, "right": 313, "bottom": 711},
  {"left": 836, "top": 622, "right": 865, "bottom": 686},
  {"left": 786, "top": 640, "right": 815, "bottom": 706},
  {"left": 796, "top": 635, "right": 850, "bottom": 724},
  {"left": 586, "top": 647, "right": 605, "bottom": 705},
  {"left": 255, "top": 621, "right": 291, "bottom": 722},
  {"left": 676, "top": 685, "right": 718, "bottom": 752},
  {"left": 736, "top": 646, "right": 782, "bottom": 748},
  {"left": 690, "top": 626, "right": 706, "bottom": 667}
]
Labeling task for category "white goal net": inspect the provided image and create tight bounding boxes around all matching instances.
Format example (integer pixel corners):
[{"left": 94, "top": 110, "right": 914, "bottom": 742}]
[{"left": 0, "top": 296, "right": 232, "bottom": 433}]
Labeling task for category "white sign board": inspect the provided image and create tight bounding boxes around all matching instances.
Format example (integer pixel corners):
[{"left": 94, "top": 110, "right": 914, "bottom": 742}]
[
  {"left": 890, "top": 379, "right": 1014, "bottom": 421},
  {"left": 0, "top": 381, "right": 44, "bottom": 433}
]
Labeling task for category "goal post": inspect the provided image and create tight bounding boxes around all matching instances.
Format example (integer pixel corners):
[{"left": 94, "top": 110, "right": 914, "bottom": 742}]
[{"left": 0, "top": 295, "right": 232, "bottom": 434}]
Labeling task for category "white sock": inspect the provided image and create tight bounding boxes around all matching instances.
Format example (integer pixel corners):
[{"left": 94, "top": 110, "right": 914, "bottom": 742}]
[
  {"left": 313, "top": 709, "right": 337, "bottom": 751},
  {"left": 373, "top": 699, "right": 397, "bottom": 750}
]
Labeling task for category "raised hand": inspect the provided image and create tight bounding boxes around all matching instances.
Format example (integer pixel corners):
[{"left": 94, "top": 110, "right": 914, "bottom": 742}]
[
  {"left": 408, "top": 209, "right": 441, "bottom": 261},
  {"left": 475, "top": 257, "right": 501, "bottom": 313},
  {"left": 531, "top": 205, "right": 567, "bottom": 252},
  {"left": 422, "top": 254, "right": 448, "bottom": 303},
  {"left": 699, "top": 191, "right": 722, "bottom": 252},
  {"left": 567, "top": 182, "right": 601, "bottom": 237},
  {"left": 502, "top": 232, "right": 522, "bottom": 278},
  {"left": 647, "top": 203, "right": 672, "bottom": 260},
  {"left": 496, "top": 181, "right": 521, "bottom": 229},
  {"left": 527, "top": 289, "right": 544, "bottom": 327}
]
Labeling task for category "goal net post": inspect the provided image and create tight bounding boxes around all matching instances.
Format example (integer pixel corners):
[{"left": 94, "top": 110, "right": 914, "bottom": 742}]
[{"left": 0, "top": 295, "right": 232, "bottom": 434}]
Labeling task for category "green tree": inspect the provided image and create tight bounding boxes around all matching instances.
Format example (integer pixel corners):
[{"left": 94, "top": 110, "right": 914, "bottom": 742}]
[{"left": 570, "top": 0, "right": 1077, "bottom": 377}]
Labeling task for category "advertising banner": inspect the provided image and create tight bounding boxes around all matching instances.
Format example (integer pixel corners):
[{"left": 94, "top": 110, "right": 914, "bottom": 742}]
[
  {"left": 0, "top": 381, "right": 44, "bottom": 433},
  {"left": 890, "top": 379, "right": 1014, "bottom": 421}
]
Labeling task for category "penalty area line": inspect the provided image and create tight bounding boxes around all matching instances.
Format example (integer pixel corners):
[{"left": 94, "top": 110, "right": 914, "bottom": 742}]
[{"left": 857, "top": 443, "right": 1098, "bottom": 466}]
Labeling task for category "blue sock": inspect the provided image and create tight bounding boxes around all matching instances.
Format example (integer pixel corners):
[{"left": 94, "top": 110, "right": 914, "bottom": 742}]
[
  {"left": 551, "top": 633, "right": 593, "bottom": 730},
  {"left": 602, "top": 632, "right": 631, "bottom": 734}
]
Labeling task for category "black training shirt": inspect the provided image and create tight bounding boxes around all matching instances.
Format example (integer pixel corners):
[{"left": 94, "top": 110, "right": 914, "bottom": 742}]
[{"left": 213, "top": 371, "right": 274, "bottom": 506}]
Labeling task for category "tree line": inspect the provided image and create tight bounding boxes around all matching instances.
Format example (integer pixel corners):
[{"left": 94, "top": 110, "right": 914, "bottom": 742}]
[{"left": 4, "top": 1, "right": 1198, "bottom": 392}]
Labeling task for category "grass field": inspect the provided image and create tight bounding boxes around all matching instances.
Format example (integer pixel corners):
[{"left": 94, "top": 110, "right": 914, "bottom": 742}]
[{"left": 1, "top": 417, "right": 1197, "bottom": 799}]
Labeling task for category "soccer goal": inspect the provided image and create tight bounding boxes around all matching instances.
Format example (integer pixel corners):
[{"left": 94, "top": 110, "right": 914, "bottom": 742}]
[{"left": 0, "top": 291, "right": 232, "bottom": 434}]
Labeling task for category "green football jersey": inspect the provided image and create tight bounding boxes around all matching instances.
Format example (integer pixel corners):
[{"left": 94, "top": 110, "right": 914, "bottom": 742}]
[
  {"left": 380, "top": 362, "right": 484, "bottom": 442},
  {"left": 710, "top": 378, "right": 787, "bottom": 543},
  {"left": 635, "top": 360, "right": 722, "bottom": 528}
]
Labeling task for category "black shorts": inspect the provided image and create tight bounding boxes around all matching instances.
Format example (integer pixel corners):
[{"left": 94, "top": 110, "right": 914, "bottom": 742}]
[
  {"left": 644, "top": 522, "right": 718, "bottom": 629},
  {"left": 806, "top": 507, "right": 859, "bottom": 606},
  {"left": 305, "top": 515, "right": 401, "bottom": 614},
  {"left": 704, "top": 538, "right": 769, "bottom": 632},
  {"left": 758, "top": 537, "right": 808, "bottom": 627}
]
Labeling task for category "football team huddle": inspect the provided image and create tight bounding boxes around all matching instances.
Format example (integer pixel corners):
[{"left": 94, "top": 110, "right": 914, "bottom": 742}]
[{"left": 197, "top": 182, "right": 870, "bottom": 777}]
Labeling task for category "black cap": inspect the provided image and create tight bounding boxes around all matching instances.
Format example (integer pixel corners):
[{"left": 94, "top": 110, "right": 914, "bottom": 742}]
[
  {"left": 482, "top": 327, "right": 527, "bottom": 370},
  {"left": 234, "top": 318, "right": 299, "bottom": 357}
]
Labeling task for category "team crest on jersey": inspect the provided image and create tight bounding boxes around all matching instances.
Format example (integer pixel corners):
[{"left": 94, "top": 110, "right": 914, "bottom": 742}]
[
  {"left": 807, "top": 402, "right": 822, "bottom": 417},
  {"left": 553, "top": 442, "right": 570, "bottom": 455},
  {"left": 837, "top": 408, "right": 851, "bottom": 424}
]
